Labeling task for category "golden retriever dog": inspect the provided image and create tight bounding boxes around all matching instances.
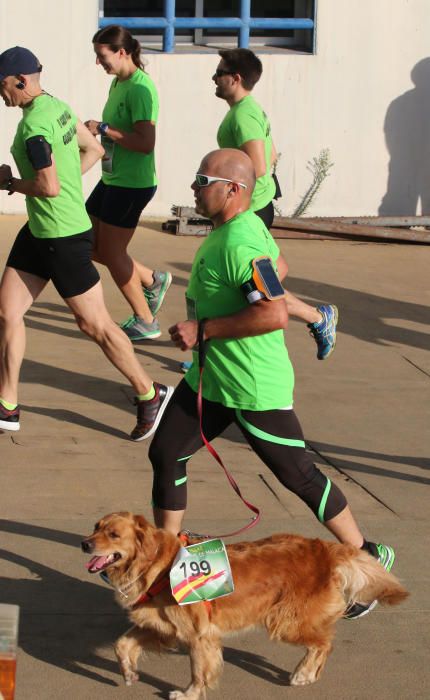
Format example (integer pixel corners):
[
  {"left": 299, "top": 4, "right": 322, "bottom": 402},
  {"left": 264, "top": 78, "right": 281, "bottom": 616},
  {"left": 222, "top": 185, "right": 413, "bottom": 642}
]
[{"left": 81, "top": 512, "right": 408, "bottom": 698}]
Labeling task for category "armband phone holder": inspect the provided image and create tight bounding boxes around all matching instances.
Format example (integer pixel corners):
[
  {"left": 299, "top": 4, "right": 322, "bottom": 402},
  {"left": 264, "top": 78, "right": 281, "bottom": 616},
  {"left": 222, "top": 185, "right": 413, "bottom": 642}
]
[
  {"left": 25, "top": 135, "right": 52, "bottom": 170},
  {"left": 251, "top": 256, "right": 285, "bottom": 300}
]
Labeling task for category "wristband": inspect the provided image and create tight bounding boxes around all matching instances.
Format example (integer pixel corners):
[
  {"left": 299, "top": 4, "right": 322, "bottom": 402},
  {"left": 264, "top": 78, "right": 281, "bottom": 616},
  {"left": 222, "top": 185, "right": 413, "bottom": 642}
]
[{"left": 98, "top": 122, "right": 109, "bottom": 136}]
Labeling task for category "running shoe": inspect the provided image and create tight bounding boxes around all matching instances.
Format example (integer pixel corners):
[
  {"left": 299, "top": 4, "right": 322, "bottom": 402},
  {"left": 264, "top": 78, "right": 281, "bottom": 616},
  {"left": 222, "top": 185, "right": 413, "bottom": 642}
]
[
  {"left": 307, "top": 304, "right": 338, "bottom": 360},
  {"left": 344, "top": 542, "right": 396, "bottom": 619},
  {"left": 0, "top": 402, "right": 20, "bottom": 431},
  {"left": 120, "top": 315, "right": 161, "bottom": 341},
  {"left": 130, "top": 382, "right": 174, "bottom": 441},
  {"left": 180, "top": 361, "right": 193, "bottom": 373},
  {"left": 144, "top": 271, "right": 172, "bottom": 316}
]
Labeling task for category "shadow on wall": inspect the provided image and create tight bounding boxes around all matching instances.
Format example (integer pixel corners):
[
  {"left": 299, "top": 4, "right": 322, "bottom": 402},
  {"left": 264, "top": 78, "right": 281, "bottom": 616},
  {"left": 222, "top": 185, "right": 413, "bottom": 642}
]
[{"left": 379, "top": 57, "right": 430, "bottom": 215}]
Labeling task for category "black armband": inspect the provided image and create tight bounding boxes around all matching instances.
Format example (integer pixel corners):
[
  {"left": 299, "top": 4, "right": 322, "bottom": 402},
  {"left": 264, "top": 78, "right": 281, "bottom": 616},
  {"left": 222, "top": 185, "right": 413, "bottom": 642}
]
[
  {"left": 240, "top": 280, "right": 265, "bottom": 304},
  {"left": 25, "top": 135, "right": 52, "bottom": 170}
]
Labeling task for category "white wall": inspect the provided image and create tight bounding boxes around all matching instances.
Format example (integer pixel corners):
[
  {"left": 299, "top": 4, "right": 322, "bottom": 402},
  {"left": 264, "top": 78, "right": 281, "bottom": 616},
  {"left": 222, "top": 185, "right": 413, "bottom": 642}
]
[{"left": 1, "top": 0, "right": 430, "bottom": 217}]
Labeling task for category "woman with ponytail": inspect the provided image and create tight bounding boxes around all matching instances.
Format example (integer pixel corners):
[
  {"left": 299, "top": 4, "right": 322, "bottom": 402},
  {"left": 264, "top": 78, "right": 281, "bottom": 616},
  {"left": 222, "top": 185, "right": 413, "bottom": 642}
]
[{"left": 85, "top": 25, "right": 171, "bottom": 341}]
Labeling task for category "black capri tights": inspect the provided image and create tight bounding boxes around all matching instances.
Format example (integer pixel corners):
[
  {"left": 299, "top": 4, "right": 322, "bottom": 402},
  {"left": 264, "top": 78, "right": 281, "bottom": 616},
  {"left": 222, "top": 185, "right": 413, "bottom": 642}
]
[{"left": 149, "top": 381, "right": 347, "bottom": 523}]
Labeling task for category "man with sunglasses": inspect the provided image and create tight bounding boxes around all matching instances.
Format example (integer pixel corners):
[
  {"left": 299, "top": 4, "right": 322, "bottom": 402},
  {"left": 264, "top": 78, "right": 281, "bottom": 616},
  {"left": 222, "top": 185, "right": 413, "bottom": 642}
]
[
  {"left": 149, "top": 148, "right": 395, "bottom": 620},
  {"left": 212, "top": 48, "right": 338, "bottom": 362}
]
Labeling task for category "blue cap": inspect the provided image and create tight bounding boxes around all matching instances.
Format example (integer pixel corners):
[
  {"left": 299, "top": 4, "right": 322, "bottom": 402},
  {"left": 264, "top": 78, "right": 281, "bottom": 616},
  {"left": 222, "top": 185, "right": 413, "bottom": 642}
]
[{"left": 0, "top": 46, "right": 41, "bottom": 81}]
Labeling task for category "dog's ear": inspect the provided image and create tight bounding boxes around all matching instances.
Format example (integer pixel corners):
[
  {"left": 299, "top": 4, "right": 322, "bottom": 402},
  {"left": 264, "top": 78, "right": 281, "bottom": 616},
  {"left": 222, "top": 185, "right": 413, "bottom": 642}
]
[
  {"left": 133, "top": 515, "right": 159, "bottom": 561},
  {"left": 133, "top": 514, "right": 150, "bottom": 531}
]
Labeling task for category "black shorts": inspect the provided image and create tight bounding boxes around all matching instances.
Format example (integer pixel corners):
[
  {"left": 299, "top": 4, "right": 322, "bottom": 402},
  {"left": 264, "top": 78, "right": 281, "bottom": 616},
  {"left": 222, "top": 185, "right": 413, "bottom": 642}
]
[
  {"left": 254, "top": 176, "right": 282, "bottom": 229},
  {"left": 6, "top": 223, "right": 100, "bottom": 299},
  {"left": 254, "top": 200, "right": 275, "bottom": 229},
  {"left": 86, "top": 180, "right": 157, "bottom": 228}
]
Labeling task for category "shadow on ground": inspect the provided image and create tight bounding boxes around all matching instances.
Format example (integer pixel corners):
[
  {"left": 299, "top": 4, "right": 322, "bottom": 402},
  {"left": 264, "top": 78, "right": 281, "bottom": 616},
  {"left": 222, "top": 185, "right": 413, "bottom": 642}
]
[{"left": 286, "top": 276, "right": 429, "bottom": 351}]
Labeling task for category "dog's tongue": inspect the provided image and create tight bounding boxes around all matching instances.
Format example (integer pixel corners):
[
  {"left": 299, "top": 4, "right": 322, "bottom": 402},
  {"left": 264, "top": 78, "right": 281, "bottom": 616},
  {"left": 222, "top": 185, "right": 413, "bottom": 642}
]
[{"left": 86, "top": 555, "right": 111, "bottom": 572}]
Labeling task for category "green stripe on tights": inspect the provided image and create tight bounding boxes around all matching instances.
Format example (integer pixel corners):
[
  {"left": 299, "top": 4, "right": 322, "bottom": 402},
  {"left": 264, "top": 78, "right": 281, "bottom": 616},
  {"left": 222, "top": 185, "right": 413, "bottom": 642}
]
[
  {"left": 318, "top": 477, "right": 332, "bottom": 523},
  {"left": 175, "top": 476, "right": 187, "bottom": 486},
  {"left": 235, "top": 410, "right": 306, "bottom": 448}
]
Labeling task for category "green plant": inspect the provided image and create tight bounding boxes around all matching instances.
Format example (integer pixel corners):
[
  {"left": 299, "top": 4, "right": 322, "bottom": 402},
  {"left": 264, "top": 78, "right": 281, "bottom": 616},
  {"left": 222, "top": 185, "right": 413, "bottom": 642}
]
[{"left": 292, "top": 148, "right": 334, "bottom": 217}]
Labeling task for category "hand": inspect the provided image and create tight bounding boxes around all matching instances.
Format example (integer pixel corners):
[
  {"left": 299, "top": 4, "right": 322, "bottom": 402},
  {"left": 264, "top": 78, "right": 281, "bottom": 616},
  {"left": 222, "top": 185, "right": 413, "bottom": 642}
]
[
  {"left": 84, "top": 120, "right": 100, "bottom": 136},
  {"left": 0, "top": 163, "right": 12, "bottom": 189},
  {"left": 169, "top": 320, "right": 199, "bottom": 350}
]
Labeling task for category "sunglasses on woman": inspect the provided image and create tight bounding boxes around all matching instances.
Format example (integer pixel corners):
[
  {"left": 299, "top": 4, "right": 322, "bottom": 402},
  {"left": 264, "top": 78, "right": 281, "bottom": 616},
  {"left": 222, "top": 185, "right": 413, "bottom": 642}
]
[{"left": 195, "top": 173, "right": 247, "bottom": 189}]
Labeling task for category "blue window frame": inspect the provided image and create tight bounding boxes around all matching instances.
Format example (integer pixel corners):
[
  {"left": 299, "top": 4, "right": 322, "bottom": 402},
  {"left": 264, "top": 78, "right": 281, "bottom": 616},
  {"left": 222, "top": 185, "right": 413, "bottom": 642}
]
[{"left": 100, "top": 1, "right": 316, "bottom": 53}]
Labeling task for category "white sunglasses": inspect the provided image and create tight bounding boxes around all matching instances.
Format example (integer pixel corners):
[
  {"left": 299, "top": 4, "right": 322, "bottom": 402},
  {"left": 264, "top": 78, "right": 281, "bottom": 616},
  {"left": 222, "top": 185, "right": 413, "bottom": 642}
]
[{"left": 195, "top": 173, "right": 247, "bottom": 189}]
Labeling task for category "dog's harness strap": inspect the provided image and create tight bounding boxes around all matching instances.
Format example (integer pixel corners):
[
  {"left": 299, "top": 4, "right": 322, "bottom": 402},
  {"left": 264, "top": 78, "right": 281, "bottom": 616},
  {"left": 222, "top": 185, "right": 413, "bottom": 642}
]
[
  {"left": 131, "top": 575, "right": 171, "bottom": 609},
  {"left": 132, "top": 535, "right": 212, "bottom": 618},
  {"left": 197, "top": 319, "right": 260, "bottom": 538}
]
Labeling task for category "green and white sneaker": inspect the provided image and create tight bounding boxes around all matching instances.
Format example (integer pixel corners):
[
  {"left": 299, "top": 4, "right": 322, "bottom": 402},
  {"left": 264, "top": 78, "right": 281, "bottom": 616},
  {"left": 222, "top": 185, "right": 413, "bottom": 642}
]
[
  {"left": 372, "top": 542, "right": 395, "bottom": 571},
  {"left": 120, "top": 315, "right": 161, "bottom": 341},
  {"left": 344, "top": 542, "right": 395, "bottom": 619},
  {"left": 144, "top": 271, "right": 172, "bottom": 316}
]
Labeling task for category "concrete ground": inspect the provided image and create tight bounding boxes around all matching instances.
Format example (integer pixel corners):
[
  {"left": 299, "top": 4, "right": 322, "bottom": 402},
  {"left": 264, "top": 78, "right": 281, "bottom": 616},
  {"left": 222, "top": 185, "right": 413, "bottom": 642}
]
[{"left": 0, "top": 215, "right": 428, "bottom": 700}]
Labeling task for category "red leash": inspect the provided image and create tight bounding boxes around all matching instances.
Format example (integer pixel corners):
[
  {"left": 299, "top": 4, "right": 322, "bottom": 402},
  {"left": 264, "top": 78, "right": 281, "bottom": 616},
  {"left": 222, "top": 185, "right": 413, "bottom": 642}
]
[{"left": 194, "top": 319, "right": 260, "bottom": 539}]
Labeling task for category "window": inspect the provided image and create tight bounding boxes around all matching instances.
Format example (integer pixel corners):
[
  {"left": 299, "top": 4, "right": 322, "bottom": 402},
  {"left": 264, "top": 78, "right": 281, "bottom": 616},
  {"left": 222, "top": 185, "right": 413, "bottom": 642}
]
[{"left": 100, "top": 1, "right": 316, "bottom": 53}]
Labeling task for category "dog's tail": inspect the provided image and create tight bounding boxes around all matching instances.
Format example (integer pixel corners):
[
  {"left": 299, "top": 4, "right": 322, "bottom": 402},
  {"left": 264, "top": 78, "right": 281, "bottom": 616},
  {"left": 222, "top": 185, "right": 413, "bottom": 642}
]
[{"left": 335, "top": 547, "right": 409, "bottom": 608}]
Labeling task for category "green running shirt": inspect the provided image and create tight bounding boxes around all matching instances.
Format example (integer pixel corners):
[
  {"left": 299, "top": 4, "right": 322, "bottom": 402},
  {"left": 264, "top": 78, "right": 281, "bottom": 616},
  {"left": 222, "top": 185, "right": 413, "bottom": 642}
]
[
  {"left": 11, "top": 94, "right": 91, "bottom": 239},
  {"left": 217, "top": 95, "right": 276, "bottom": 212},
  {"left": 185, "top": 210, "right": 294, "bottom": 410},
  {"left": 100, "top": 69, "right": 159, "bottom": 188}
]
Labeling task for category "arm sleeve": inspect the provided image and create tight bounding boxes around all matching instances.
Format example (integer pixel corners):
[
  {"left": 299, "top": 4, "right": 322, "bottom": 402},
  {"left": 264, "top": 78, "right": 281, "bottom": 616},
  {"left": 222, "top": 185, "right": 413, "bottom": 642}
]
[
  {"left": 231, "top": 113, "right": 266, "bottom": 147},
  {"left": 128, "top": 83, "right": 159, "bottom": 124},
  {"left": 223, "top": 236, "right": 281, "bottom": 289}
]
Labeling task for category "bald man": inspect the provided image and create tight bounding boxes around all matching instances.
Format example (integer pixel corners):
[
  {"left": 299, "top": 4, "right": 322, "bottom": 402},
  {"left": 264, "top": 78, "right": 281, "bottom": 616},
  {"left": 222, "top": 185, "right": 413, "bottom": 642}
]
[{"left": 148, "top": 149, "right": 395, "bottom": 620}]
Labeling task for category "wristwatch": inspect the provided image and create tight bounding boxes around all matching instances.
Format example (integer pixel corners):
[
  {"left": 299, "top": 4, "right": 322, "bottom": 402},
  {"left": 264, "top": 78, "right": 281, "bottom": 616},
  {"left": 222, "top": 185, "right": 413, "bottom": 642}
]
[{"left": 98, "top": 122, "right": 109, "bottom": 136}]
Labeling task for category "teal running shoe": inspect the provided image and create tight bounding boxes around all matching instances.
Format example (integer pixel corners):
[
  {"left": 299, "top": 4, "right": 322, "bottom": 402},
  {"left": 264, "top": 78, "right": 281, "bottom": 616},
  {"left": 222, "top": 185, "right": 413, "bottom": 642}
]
[
  {"left": 307, "top": 304, "right": 338, "bottom": 360},
  {"left": 144, "top": 271, "right": 172, "bottom": 316},
  {"left": 120, "top": 315, "right": 161, "bottom": 341}
]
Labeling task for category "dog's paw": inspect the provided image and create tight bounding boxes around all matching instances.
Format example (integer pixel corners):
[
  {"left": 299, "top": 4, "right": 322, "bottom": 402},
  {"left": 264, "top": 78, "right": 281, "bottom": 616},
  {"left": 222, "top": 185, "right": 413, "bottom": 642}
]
[
  {"left": 169, "top": 691, "right": 202, "bottom": 700},
  {"left": 289, "top": 670, "right": 316, "bottom": 686},
  {"left": 124, "top": 670, "right": 139, "bottom": 686}
]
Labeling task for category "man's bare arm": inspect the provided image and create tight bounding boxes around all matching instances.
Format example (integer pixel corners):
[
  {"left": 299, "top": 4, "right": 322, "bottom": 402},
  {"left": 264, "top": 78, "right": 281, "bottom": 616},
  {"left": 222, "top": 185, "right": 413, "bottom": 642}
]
[{"left": 169, "top": 298, "right": 288, "bottom": 351}]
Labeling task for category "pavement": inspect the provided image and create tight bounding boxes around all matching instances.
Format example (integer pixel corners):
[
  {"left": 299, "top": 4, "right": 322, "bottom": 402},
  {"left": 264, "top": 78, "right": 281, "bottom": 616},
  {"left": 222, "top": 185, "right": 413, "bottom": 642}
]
[{"left": 0, "top": 214, "right": 429, "bottom": 700}]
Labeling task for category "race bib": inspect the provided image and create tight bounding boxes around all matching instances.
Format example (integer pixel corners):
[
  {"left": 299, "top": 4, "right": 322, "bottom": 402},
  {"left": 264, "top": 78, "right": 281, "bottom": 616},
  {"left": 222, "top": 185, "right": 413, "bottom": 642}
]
[
  {"left": 101, "top": 136, "right": 114, "bottom": 173},
  {"left": 170, "top": 538, "right": 234, "bottom": 605}
]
